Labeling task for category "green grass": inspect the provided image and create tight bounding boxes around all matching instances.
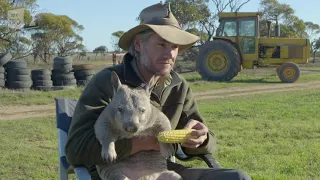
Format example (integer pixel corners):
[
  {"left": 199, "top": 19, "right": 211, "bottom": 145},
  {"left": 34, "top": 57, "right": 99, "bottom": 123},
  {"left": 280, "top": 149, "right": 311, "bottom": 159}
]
[
  {"left": 178, "top": 88, "right": 320, "bottom": 180},
  {"left": 0, "top": 88, "right": 319, "bottom": 179},
  {"left": 1, "top": 69, "right": 320, "bottom": 106},
  {"left": 0, "top": 88, "right": 84, "bottom": 106},
  {"left": 0, "top": 116, "right": 77, "bottom": 179},
  {"left": 185, "top": 70, "right": 320, "bottom": 92}
]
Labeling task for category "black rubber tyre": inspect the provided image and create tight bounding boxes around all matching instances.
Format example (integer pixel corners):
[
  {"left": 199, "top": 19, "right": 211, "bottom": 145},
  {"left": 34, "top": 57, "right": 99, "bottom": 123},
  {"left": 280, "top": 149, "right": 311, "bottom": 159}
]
[
  {"left": 53, "top": 79, "right": 77, "bottom": 86},
  {"left": 77, "top": 80, "right": 91, "bottom": 86},
  {"left": 6, "top": 74, "right": 31, "bottom": 81},
  {"left": 7, "top": 80, "right": 32, "bottom": 89},
  {"left": 53, "top": 63, "right": 73, "bottom": 70},
  {"left": 0, "top": 66, "right": 5, "bottom": 73},
  {"left": 52, "top": 69, "right": 73, "bottom": 74},
  {"left": 0, "top": 79, "right": 4, "bottom": 87},
  {"left": 33, "top": 80, "right": 53, "bottom": 87},
  {"left": 53, "top": 56, "right": 73, "bottom": 64},
  {"left": 31, "top": 69, "right": 51, "bottom": 76},
  {"left": 74, "top": 70, "right": 95, "bottom": 77},
  {"left": 32, "top": 75, "right": 52, "bottom": 81},
  {"left": 278, "top": 62, "right": 300, "bottom": 83},
  {"left": 4, "top": 60, "right": 27, "bottom": 69},
  {"left": 6, "top": 68, "right": 31, "bottom": 75},
  {"left": 51, "top": 73, "right": 75, "bottom": 81},
  {"left": 0, "top": 51, "right": 12, "bottom": 66},
  {"left": 73, "top": 64, "right": 95, "bottom": 70},
  {"left": 76, "top": 75, "right": 93, "bottom": 81},
  {"left": 32, "top": 86, "right": 53, "bottom": 91},
  {"left": 196, "top": 40, "right": 241, "bottom": 81}
]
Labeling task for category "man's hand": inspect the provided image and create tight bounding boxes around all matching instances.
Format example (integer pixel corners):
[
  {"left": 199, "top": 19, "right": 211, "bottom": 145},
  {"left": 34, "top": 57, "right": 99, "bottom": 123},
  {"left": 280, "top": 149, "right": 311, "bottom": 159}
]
[
  {"left": 130, "top": 136, "right": 160, "bottom": 155},
  {"left": 181, "top": 119, "right": 208, "bottom": 149}
]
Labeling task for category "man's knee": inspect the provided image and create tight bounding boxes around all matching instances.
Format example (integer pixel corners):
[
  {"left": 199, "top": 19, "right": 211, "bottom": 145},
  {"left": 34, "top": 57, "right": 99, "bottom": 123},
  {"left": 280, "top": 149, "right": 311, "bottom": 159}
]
[{"left": 200, "top": 168, "right": 252, "bottom": 180}]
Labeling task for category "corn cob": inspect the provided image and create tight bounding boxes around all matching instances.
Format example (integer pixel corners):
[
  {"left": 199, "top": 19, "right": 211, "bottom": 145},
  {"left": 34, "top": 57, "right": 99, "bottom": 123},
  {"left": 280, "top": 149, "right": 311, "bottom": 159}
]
[{"left": 157, "top": 129, "right": 196, "bottom": 143}]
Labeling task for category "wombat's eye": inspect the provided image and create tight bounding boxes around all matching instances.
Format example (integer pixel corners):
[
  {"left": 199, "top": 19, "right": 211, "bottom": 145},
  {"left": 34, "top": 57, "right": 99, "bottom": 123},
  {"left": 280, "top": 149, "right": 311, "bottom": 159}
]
[{"left": 118, "top": 107, "right": 123, "bottom": 113}]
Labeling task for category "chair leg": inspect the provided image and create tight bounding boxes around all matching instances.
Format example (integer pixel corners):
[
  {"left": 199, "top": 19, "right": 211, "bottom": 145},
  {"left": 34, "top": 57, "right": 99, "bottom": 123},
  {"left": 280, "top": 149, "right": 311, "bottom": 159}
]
[{"left": 59, "top": 161, "right": 68, "bottom": 180}]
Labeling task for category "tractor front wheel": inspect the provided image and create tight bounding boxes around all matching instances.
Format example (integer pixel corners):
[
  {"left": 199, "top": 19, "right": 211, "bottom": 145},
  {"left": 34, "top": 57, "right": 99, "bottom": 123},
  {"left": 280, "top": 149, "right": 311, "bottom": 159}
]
[
  {"left": 277, "top": 62, "right": 300, "bottom": 83},
  {"left": 196, "top": 40, "right": 241, "bottom": 81}
]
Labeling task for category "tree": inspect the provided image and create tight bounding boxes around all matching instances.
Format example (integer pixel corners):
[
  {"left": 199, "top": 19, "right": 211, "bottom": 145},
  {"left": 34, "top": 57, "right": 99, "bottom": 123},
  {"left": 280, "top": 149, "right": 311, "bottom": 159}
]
[
  {"left": 165, "top": 0, "right": 210, "bottom": 30},
  {"left": 93, "top": 45, "right": 107, "bottom": 60},
  {"left": 259, "top": 0, "right": 306, "bottom": 38},
  {"left": 0, "top": 0, "right": 35, "bottom": 55},
  {"left": 33, "top": 13, "right": 85, "bottom": 57},
  {"left": 111, "top": 31, "right": 124, "bottom": 52},
  {"left": 304, "top": 21, "right": 320, "bottom": 62},
  {"left": 311, "top": 38, "right": 320, "bottom": 63}
]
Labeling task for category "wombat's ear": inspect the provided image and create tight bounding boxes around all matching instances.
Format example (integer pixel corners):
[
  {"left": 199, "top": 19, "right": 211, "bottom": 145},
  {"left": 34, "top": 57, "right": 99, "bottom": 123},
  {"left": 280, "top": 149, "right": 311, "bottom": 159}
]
[
  {"left": 143, "top": 75, "right": 157, "bottom": 95},
  {"left": 111, "top": 71, "right": 121, "bottom": 93}
]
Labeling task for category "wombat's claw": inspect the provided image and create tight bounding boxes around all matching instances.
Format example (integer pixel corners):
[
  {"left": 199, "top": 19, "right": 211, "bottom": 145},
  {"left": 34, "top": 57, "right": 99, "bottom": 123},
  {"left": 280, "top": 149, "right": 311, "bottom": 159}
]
[
  {"left": 159, "top": 143, "right": 175, "bottom": 158},
  {"left": 101, "top": 148, "right": 117, "bottom": 163}
]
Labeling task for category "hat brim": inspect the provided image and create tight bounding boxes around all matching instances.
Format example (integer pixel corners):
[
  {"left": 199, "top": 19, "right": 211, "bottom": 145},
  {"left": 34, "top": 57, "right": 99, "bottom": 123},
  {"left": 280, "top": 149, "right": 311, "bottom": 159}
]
[{"left": 118, "top": 24, "right": 200, "bottom": 52}]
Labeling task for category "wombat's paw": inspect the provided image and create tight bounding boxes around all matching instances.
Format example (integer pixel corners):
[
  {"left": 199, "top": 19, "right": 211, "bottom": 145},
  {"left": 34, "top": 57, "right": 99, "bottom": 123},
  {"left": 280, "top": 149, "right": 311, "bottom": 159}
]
[
  {"left": 101, "top": 147, "right": 117, "bottom": 163},
  {"left": 159, "top": 143, "right": 175, "bottom": 158}
]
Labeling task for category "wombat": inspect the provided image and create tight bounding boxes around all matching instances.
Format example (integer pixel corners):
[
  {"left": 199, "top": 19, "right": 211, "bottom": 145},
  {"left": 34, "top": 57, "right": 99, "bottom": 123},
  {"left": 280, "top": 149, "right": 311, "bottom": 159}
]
[{"left": 94, "top": 71, "right": 182, "bottom": 180}]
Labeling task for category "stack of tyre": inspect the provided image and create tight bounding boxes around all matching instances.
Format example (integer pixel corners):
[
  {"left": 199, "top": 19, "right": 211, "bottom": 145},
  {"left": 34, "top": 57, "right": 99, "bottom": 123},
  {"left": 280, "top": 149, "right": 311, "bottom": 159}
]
[
  {"left": 0, "top": 51, "right": 12, "bottom": 88},
  {"left": 51, "top": 56, "right": 77, "bottom": 89},
  {"left": 4, "top": 60, "right": 32, "bottom": 91},
  {"left": 73, "top": 64, "right": 95, "bottom": 87},
  {"left": 0, "top": 66, "right": 4, "bottom": 88},
  {"left": 31, "top": 69, "right": 53, "bottom": 91}
]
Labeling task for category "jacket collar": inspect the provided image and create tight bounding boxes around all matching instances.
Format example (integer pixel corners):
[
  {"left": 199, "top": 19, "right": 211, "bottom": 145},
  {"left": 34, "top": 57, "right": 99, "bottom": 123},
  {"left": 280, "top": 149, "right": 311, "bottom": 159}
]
[{"left": 121, "top": 53, "right": 182, "bottom": 89}]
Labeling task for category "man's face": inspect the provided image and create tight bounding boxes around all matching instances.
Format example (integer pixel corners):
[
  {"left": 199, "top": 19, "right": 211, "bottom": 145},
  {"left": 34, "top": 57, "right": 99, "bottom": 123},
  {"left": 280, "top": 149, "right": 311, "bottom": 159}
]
[{"left": 136, "top": 33, "right": 179, "bottom": 76}]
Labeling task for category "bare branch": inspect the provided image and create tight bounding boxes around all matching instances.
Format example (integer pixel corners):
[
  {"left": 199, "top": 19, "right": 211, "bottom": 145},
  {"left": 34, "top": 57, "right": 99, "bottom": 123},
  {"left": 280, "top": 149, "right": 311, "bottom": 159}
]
[{"left": 235, "top": 0, "right": 251, "bottom": 12}]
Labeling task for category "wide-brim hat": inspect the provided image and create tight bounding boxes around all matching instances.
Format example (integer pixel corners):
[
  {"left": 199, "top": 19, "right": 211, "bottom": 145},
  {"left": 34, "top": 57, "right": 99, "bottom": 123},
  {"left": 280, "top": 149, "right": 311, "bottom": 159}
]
[{"left": 118, "top": 3, "right": 200, "bottom": 52}]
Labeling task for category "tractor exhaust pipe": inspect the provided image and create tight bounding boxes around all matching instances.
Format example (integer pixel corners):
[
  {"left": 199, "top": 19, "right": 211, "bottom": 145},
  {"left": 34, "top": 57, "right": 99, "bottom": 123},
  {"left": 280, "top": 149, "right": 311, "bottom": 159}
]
[
  {"left": 267, "top": 21, "right": 272, "bottom": 37},
  {"left": 275, "top": 15, "right": 280, "bottom": 37}
]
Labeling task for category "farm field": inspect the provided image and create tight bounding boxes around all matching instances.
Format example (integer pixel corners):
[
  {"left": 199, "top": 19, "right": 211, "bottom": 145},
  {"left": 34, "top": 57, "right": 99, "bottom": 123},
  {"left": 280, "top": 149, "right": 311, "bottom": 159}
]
[{"left": 0, "top": 59, "right": 320, "bottom": 180}]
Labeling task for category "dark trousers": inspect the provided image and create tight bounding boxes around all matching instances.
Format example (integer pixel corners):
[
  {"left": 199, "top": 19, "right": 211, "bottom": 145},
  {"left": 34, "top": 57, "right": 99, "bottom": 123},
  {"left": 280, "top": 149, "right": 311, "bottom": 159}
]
[
  {"left": 89, "top": 162, "right": 252, "bottom": 180},
  {"left": 168, "top": 161, "right": 252, "bottom": 180}
]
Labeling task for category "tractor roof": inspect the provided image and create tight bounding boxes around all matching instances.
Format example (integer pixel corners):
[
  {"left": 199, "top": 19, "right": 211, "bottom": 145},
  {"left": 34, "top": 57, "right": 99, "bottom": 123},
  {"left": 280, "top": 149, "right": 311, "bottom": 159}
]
[{"left": 218, "top": 12, "right": 263, "bottom": 18}]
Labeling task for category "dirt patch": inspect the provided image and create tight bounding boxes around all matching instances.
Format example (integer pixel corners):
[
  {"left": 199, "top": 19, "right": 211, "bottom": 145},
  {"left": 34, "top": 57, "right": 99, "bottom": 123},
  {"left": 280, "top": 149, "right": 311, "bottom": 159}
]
[
  {"left": 1, "top": 81, "right": 319, "bottom": 120},
  {"left": 194, "top": 81, "right": 320, "bottom": 98},
  {"left": 0, "top": 104, "right": 55, "bottom": 120}
]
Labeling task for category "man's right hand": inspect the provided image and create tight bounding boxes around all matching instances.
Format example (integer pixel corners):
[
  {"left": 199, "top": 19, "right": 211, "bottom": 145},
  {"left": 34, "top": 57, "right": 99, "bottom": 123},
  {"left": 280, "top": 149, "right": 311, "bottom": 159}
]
[{"left": 130, "top": 136, "right": 160, "bottom": 155}]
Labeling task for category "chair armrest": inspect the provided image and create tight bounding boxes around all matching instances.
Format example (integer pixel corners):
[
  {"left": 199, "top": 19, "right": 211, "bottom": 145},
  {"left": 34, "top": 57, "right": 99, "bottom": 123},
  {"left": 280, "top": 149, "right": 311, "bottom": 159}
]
[
  {"left": 73, "top": 166, "right": 91, "bottom": 180},
  {"left": 175, "top": 145, "right": 221, "bottom": 169}
]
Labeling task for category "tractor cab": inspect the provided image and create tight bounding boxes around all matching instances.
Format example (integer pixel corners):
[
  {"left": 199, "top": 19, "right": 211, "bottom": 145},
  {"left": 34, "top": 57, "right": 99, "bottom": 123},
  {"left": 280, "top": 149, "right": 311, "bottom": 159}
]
[
  {"left": 215, "top": 12, "right": 262, "bottom": 38},
  {"left": 214, "top": 12, "right": 263, "bottom": 69}
]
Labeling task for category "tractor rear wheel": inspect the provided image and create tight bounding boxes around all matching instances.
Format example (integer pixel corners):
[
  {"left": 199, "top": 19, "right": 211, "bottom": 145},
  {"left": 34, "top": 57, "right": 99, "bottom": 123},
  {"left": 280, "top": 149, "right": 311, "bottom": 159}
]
[
  {"left": 277, "top": 62, "right": 300, "bottom": 83},
  {"left": 196, "top": 40, "right": 241, "bottom": 81}
]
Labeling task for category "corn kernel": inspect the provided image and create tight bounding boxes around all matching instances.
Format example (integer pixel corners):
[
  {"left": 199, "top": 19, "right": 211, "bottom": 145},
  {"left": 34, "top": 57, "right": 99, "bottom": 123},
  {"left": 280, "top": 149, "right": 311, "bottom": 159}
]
[{"left": 157, "top": 129, "right": 196, "bottom": 143}]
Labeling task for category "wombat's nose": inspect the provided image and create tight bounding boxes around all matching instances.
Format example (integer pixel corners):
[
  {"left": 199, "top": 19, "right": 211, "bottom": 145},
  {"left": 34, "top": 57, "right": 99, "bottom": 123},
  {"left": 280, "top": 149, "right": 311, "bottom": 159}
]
[{"left": 124, "top": 125, "right": 138, "bottom": 133}]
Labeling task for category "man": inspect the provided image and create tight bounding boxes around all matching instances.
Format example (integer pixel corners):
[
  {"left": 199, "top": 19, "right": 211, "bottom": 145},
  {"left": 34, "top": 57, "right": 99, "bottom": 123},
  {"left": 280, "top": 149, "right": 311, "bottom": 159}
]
[{"left": 65, "top": 2, "right": 252, "bottom": 180}]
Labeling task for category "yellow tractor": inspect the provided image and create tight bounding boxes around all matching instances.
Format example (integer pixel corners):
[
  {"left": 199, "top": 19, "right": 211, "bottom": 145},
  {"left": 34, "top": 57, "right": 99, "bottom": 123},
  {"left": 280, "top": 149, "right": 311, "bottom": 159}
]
[{"left": 196, "top": 12, "right": 311, "bottom": 83}]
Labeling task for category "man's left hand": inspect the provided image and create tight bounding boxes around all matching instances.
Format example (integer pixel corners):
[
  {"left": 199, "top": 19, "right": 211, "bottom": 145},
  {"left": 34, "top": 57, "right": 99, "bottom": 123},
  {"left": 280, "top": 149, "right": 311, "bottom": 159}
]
[{"left": 181, "top": 119, "right": 208, "bottom": 149}]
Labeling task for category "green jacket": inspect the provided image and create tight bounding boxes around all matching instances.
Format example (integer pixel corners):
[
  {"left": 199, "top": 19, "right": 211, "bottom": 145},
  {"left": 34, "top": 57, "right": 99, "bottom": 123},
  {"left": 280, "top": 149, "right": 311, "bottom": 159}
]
[{"left": 65, "top": 53, "right": 216, "bottom": 178}]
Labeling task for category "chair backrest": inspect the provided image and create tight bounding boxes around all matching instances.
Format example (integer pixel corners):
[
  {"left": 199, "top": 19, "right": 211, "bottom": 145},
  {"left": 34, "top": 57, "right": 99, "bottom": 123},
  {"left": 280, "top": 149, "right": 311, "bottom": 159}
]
[{"left": 55, "top": 97, "right": 78, "bottom": 170}]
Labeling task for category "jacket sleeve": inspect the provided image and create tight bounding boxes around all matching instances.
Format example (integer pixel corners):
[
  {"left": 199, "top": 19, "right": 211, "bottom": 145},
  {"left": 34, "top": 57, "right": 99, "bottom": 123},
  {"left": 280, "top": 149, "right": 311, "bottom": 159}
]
[
  {"left": 177, "top": 85, "right": 217, "bottom": 156},
  {"left": 65, "top": 70, "right": 132, "bottom": 166}
]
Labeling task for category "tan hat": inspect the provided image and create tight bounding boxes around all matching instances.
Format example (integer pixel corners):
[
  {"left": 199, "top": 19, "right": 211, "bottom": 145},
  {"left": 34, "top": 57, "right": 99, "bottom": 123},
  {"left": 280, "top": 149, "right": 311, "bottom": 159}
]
[{"left": 118, "top": 3, "right": 200, "bottom": 52}]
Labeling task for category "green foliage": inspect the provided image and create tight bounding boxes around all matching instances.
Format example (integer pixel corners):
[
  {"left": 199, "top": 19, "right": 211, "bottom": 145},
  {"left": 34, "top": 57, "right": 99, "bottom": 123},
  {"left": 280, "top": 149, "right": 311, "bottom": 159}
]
[
  {"left": 111, "top": 31, "right": 124, "bottom": 52},
  {"left": 31, "top": 13, "right": 85, "bottom": 57},
  {"left": 259, "top": 0, "right": 308, "bottom": 38},
  {"left": 165, "top": 0, "right": 210, "bottom": 29}
]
